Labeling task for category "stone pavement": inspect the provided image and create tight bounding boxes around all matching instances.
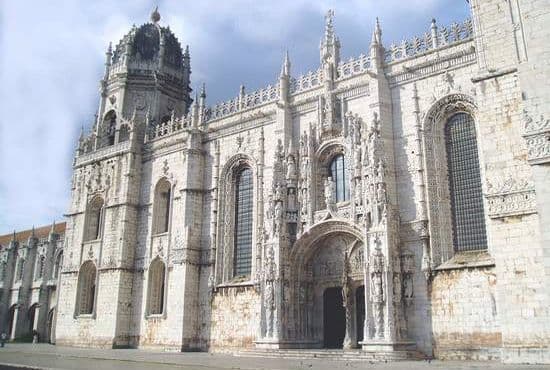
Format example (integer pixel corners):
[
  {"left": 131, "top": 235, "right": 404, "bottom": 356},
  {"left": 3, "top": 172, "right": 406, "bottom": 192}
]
[{"left": 0, "top": 344, "right": 548, "bottom": 370}]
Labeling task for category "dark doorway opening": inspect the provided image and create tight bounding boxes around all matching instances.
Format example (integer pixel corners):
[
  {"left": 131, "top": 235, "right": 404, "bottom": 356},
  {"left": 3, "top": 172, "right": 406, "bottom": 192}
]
[
  {"left": 323, "top": 287, "right": 345, "bottom": 348},
  {"left": 356, "top": 285, "right": 365, "bottom": 343}
]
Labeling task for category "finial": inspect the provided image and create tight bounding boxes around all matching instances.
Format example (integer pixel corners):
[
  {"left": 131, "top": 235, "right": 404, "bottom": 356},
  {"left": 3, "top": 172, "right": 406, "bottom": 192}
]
[
  {"left": 50, "top": 220, "right": 56, "bottom": 234},
  {"left": 79, "top": 126, "right": 85, "bottom": 141},
  {"left": 150, "top": 6, "right": 161, "bottom": 24},
  {"left": 31, "top": 225, "right": 35, "bottom": 237},
  {"left": 431, "top": 18, "right": 437, "bottom": 29},
  {"left": 375, "top": 17, "right": 382, "bottom": 44},
  {"left": 12, "top": 230, "right": 16, "bottom": 242},
  {"left": 184, "top": 45, "right": 190, "bottom": 56},
  {"left": 240, "top": 85, "right": 245, "bottom": 96}
]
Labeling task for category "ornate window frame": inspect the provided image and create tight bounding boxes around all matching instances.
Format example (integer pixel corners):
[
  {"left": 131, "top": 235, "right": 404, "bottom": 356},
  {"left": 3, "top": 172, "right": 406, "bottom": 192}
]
[
  {"left": 215, "top": 154, "right": 258, "bottom": 284},
  {"left": 316, "top": 140, "right": 348, "bottom": 209},
  {"left": 422, "top": 94, "right": 489, "bottom": 267}
]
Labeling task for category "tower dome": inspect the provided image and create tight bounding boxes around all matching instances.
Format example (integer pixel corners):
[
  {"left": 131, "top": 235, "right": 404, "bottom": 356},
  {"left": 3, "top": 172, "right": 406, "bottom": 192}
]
[{"left": 111, "top": 8, "right": 186, "bottom": 71}]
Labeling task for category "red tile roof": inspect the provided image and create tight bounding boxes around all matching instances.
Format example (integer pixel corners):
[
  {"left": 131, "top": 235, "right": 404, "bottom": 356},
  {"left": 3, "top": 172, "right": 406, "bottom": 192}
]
[{"left": 0, "top": 222, "right": 66, "bottom": 247}]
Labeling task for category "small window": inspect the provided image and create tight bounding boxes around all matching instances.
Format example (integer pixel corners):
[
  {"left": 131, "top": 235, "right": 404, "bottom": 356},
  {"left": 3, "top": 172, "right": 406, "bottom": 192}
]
[
  {"left": 233, "top": 167, "right": 253, "bottom": 277},
  {"left": 76, "top": 261, "right": 96, "bottom": 315},
  {"left": 147, "top": 259, "right": 166, "bottom": 315},
  {"left": 153, "top": 179, "right": 171, "bottom": 234},
  {"left": 330, "top": 154, "right": 350, "bottom": 203},
  {"left": 84, "top": 197, "right": 104, "bottom": 241},
  {"left": 445, "top": 113, "right": 487, "bottom": 251}
]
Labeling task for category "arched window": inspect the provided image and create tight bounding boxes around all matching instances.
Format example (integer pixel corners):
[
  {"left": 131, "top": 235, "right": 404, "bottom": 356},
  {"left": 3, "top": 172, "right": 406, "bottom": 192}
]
[
  {"left": 152, "top": 179, "right": 171, "bottom": 234},
  {"left": 330, "top": 154, "right": 349, "bottom": 203},
  {"left": 147, "top": 258, "right": 166, "bottom": 315},
  {"left": 99, "top": 110, "right": 117, "bottom": 148},
  {"left": 84, "top": 197, "right": 104, "bottom": 241},
  {"left": 53, "top": 252, "right": 63, "bottom": 279},
  {"left": 76, "top": 261, "right": 96, "bottom": 315},
  {"left": 118, "top": 124, "right": 130, "bottom": 143},
  {"left": 233, "top": 167, "right": 253, "bottom": 277},
  {"left": 445, "top": 113, "right": 487, "bottom": 251},
  {"left": 35, "top": 255, "right": 45, "bottom": 280}
]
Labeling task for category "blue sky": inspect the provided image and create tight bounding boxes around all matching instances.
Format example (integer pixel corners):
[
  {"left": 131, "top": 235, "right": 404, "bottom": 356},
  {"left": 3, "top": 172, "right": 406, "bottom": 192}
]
[{"left": 0, "top": 1, "right": 469, "bottom": 234}]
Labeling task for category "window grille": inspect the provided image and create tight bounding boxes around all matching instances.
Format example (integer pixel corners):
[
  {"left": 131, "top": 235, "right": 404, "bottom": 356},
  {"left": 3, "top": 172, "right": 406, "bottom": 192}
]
[
  {"left": 445, "top": 113, "right": 487, "bottom": 252},
  {"left": 234, "top": 167, "right": 253, "bottom": 277},
  {"left": 330, "top": 154, "right": 350, "bottom": 203}
]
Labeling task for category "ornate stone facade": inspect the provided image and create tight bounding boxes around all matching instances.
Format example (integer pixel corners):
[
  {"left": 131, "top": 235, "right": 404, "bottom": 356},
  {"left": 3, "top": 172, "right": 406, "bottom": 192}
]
[{"left": 4, "top": 2, "right": 549, "bottom": 365}]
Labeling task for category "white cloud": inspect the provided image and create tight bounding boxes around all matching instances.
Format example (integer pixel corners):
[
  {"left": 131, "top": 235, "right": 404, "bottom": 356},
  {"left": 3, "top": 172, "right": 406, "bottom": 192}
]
[{"left": 0, "top": 0, "right": 469, "bottom": 233}]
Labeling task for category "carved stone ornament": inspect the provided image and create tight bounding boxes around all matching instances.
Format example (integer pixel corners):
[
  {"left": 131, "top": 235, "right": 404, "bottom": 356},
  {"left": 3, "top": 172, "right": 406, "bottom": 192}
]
[
  {"left": 486, "top": 172, "right": 537, "bottom": 218},
  {"left": 522, "top": 109, "right": 550, "bottom": 164}
]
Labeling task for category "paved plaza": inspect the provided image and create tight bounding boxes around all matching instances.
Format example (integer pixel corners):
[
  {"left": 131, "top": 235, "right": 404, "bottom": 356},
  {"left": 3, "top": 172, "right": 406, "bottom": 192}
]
[{"left": 0, "top": 344, "right": 548, "bottom": 370}]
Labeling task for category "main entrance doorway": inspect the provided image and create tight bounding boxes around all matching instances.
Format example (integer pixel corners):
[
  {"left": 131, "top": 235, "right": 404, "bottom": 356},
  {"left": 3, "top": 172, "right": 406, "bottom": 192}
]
[{"left": 323, "top": 287, "right": 345, "bottom": 348}]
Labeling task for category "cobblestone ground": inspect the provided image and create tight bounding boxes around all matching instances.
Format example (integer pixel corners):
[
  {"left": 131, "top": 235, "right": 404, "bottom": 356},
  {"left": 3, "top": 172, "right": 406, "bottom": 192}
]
[{"left": 0, "top": 344, "right": 548, "bottom": 370}]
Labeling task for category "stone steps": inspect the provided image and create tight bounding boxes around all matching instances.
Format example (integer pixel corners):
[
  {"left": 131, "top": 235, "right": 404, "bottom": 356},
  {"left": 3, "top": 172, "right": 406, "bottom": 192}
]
[{"left": 234, "top": 349, "right": 426, "bottom": 362}]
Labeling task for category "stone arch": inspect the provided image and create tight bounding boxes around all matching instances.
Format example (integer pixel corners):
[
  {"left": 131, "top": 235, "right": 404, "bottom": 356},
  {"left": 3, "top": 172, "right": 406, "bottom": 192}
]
[
  {"left": 289, "top": 220, "right": 365, "bottom": 345},
  {"left": 422, "top": 93, "right": 481, "bottom": 267},
  {"left": 52, "top": 250, "right": 63, "bottom": 279},
  {"left": 215, "top": 153, "right": 258, "bottom": 283}
]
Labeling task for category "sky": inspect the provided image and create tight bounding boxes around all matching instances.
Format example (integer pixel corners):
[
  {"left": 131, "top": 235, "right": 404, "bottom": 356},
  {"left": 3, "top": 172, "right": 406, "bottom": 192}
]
[{"left": 0, "top": 0, "right": 469, "bottom": 234}]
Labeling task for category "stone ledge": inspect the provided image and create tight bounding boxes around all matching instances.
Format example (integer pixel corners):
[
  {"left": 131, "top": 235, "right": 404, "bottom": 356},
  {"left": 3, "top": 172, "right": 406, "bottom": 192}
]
[{"left": 435, "top": 251, "right": 495, "bottom": 271}]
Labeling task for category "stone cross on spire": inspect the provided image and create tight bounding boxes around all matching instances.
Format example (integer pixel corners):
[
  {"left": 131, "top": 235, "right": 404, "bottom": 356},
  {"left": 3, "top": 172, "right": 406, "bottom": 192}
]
[{"left": 150, "top": 6, "right": 161, "bottom": 23}]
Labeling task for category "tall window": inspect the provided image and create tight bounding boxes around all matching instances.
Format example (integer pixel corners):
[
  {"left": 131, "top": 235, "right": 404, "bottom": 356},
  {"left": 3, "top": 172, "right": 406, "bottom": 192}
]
[
  {"left": 330, "top": 154, "right": 349, "bottom": 203},
  {"left": 0, "top": 262, "right": 6, "bottom": 281},
  {"left": 234, "top": 167, "right": 253, "bottom": 277},
  {"left": 76, "top": 261, "right": 96, "bottom": 315},
  {"left": 84, "top": 197, "right": 104, "bottom": 241},
  {"left": 445, "top": 113, "right": 487, "bottom": 251},
  {"left": 147, "top": 259, "right": 166, "bottom": 315},
  {"left": 153, "top": 179, "right": 171, "bottom": 234}
]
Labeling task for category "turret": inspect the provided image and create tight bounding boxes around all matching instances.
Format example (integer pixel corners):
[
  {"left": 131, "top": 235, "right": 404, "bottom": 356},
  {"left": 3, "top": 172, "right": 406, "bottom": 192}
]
[{"left": 199, "top": 83, "right": 206, "bottom": 124}]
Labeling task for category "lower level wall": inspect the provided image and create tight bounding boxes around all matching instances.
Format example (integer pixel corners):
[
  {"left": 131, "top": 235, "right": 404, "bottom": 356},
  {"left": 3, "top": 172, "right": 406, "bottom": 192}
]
[
  {"left": 431, "top": 266, "right": 501, "bottom": 360},
  {"left": 209, "top": 285, "right": 260, "bottom": 350}
]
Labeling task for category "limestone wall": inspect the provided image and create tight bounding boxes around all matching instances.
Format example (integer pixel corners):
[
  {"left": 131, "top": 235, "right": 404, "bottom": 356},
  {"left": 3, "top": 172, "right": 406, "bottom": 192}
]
[
  {"left": 431, "top": 267, "right": 500, "bottom": 360},
  {"left": 209, "top": 286, "right": 260, "bottom": 350}
]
